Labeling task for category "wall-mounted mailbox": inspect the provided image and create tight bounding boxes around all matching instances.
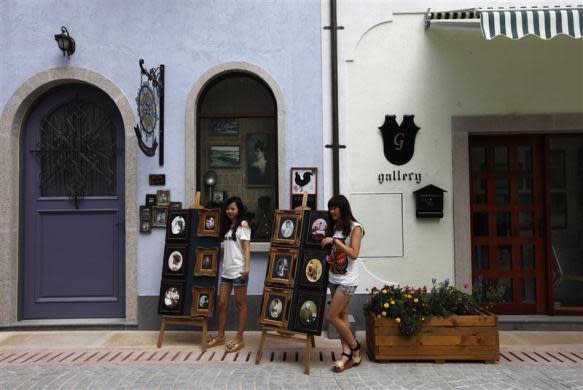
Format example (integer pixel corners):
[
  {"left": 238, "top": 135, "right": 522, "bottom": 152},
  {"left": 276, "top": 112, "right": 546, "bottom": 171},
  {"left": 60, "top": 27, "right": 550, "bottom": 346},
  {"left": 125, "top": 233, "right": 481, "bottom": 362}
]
[{"left": 413, "top": 184, "right": 446, "bottom": 218}]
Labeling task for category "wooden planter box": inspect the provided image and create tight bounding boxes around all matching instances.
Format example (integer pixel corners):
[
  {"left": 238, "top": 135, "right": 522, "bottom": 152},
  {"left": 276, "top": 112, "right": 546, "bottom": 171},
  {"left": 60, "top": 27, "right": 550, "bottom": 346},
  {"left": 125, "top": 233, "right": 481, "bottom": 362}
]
[{"left": 366, "top": 313, "right": 499, "bottom": 363}]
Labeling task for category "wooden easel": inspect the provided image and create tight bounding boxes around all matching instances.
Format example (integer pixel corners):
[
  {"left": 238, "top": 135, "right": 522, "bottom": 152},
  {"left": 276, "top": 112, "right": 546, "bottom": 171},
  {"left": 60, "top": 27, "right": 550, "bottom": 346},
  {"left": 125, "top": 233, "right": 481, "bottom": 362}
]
[
  {"left": 293, "top": 192, "right": 311, "bottom": 212},
  {"left": 158, "top": 191, "right": 208, "bottom": 350},
  {"left": 255, "top": 326, "right": 316, "bottom": 375},
  {"left": 157, "top": 315, "right": 208, "bottom": 350}
]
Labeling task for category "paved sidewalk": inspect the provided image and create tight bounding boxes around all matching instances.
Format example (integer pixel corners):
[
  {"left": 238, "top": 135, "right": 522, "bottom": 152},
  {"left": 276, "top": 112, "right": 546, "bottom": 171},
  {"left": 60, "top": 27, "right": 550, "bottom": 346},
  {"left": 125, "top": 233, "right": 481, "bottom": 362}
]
[{"left": 0, "top": 331, "right": 582, "bottom": 389}]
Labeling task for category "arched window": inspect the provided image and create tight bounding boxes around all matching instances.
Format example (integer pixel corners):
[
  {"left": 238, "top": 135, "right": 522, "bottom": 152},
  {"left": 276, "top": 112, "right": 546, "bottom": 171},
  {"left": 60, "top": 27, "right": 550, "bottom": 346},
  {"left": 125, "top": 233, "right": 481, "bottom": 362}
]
[{"left": 197, "top": 72, "right": 277, "bottom": 241}]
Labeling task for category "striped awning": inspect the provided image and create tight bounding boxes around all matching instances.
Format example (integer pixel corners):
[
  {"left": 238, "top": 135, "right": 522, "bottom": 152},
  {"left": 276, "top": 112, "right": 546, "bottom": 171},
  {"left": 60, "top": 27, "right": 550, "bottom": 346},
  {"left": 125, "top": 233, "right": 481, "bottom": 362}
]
[{"left": 425, "top": 6, "right": 583, "bottom": 40}]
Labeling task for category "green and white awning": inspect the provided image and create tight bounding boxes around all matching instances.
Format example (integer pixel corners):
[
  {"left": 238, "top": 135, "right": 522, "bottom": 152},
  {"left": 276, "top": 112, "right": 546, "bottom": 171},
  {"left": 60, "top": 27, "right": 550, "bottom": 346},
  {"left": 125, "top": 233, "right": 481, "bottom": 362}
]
[{"left": 425, "top": 6, "right": 583, "bottom": 40}]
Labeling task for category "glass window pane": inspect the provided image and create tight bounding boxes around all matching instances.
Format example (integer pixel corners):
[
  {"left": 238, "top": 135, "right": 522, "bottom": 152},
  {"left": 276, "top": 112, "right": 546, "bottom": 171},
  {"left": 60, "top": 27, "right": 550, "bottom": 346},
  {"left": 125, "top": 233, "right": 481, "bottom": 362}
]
[
  {"left": 522, "top": 278, "right": 536, "bottom": 304},
  {"left": 495, "top": 180, "right": 510, "bottom": 203},
  {"left": 473, "top": 245, "right": 490, "bottom": 270},
  {"left": 496, "top": 212, "right": 511, "bottom": 237},
  {"left": 497, "top": 278, "right": 513, "bottom": 303},
  {"left": 497, "top": 245, "right": 512, "bottom": 271},
  {"left": 473, "top": 213, "right": 489, "bottom": 236},
  {"left": 517, "top": 146, "right": 532, "bottom": 171},
  {"left": 521, "top": 244, "right": 535, "bottom": 270},
  {"left": 519, "top": 212, "right": 534, "bottom": 237},
  {"left": 471, "top": 147, "right": 487, "bottom": 171},
  {"left": 472, "top": 179, "right": 487, "bottom": 203},
  {"left": 518, "top": 178, "right": 533, "bottom": 204},
  {"left": 494, "top": 146, "right": 508, "bottom": 171}
]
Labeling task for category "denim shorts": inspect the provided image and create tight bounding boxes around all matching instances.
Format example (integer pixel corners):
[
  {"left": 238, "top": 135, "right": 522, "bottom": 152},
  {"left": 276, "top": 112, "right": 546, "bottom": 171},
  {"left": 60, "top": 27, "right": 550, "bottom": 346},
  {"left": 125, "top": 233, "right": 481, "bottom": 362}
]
[
  {"left": 220, "top": 276, "right": 248, "bottom": 287},
  {"left": 328, "top": 282, "right": 357, "bottom": 296}
]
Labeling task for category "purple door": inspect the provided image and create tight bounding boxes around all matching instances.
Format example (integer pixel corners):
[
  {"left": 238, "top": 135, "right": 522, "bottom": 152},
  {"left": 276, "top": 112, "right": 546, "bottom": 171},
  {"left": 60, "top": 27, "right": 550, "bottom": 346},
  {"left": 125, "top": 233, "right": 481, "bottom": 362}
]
[{"left": 21, "top": 84, "right": 125, "bottom": 319}]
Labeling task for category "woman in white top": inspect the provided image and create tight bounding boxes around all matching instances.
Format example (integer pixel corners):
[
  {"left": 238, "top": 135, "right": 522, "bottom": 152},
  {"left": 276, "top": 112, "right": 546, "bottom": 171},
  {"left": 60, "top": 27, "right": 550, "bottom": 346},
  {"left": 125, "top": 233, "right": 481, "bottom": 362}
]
[
  {"left": 207, "top": 196, "right": 251, "bottom": 353},
  {"left": 321, "top": 195, "right": 364, "bottom": 372}
]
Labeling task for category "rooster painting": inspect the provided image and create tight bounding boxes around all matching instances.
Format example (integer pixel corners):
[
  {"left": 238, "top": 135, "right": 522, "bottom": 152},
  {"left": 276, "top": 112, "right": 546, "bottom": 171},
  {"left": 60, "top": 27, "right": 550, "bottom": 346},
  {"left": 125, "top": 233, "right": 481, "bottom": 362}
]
[{"left": 294, "top": 171, "right": 313, "bottom": 192}]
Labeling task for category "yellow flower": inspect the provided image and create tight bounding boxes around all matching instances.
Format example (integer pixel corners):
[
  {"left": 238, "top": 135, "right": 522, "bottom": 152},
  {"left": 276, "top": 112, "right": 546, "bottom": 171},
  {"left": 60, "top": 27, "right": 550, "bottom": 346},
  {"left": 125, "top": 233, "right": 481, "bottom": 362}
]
[
  {"left": 381, "top": 311, "right": 387, "bottom": 317},
  {"left": 383, "top": 302, "right": 389, "bottom": 308},
  {"left": 421, "top": 317, "right": 425, "bottom": 321},
  {"left": 382, "top": 289, "right": 388, "bottom": 294},
  {"left": 390, "top": 300, "right": 395, "bottom": 305},
  {"left": 395, "top": 318, "right": 401, "bottom": 323},
  {"left": 413, "top": 298, "right": 419, "bottom": 303}
]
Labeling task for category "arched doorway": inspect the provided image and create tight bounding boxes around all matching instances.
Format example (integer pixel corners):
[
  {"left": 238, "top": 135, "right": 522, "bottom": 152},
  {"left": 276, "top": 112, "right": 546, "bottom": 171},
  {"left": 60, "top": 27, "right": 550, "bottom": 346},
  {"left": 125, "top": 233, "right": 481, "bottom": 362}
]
[{"left": 21, "top": 84, "right": 126, "bottom": 319}]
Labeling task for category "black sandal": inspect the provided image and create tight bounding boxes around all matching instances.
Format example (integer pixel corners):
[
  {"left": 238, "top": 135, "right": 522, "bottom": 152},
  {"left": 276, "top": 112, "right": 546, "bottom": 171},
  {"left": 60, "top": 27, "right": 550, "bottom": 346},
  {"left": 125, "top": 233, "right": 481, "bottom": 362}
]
[
  {"left": 351, "top": 340, "right": 362, "bottom": 366},
  {"left": 332, "top": 351, "right": 353, "bottom": 372}
]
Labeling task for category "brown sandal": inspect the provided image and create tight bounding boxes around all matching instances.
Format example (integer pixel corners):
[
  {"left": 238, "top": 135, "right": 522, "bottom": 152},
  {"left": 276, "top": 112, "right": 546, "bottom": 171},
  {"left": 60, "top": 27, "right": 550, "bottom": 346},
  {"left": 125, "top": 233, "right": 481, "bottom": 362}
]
[
  {"left": 332, "top": 352, "right": 353, "bottom": 372},
  {"left": 351, "top": 340, "right": 362, "bottom": 366},
  {"left": 207, "top": 335, "right": 225, "bottom": 348},
  {"left": 225, "top": 339, "right": 245, "bottom": 353}
]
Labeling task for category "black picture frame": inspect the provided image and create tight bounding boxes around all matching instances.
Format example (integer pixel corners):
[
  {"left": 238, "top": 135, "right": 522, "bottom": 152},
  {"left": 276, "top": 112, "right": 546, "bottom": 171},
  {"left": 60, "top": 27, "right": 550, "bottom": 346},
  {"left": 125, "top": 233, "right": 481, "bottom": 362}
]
[
  {"left": 145, "top": 194, "right": 157, "bottom": 206},
  {"left": 165, "top": 210, "right": 191, "bottom": 242},
  {"left": 289, "top": 290, "right": 326, "bottom": 335},
  {"left": 303, "top": 211, "right": 331, "bottom": 247},
  {"left": 139, "top": 205, "right": 152, "bottom": 222},
  {"left": 170, "top": 201, "right": 182, "bottom": 210},
  {"left": 296, "top": 250, "right": 329, "bottom": 291},
  {"left": 151, "top": 206, "right": 168, "bottom": 228},
  {"left": 156, "top": 189, "right": 171, "bottom": 206},
  {"left": 158, "top": 281, "right": 186, "bottom": 315},
  {"left": 140, "top": 220, "right": 152, "bottom": 234},
  {"left": 162, "top": 244, "right": 189, "bottom": 278}
]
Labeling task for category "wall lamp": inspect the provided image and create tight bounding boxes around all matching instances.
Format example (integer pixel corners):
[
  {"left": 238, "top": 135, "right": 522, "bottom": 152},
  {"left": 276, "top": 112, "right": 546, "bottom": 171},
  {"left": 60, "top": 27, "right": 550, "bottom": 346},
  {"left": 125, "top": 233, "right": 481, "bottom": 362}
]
[{"left": 54, "top": 26, "right": 75, "bottom": 58}]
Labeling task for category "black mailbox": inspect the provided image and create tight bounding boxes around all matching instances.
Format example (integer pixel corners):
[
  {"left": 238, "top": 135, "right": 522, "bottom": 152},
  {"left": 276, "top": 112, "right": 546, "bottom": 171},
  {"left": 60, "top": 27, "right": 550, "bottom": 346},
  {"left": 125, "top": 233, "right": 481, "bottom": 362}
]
[{"left": 413, "top": 184, "right": 446, "bottom": 218}]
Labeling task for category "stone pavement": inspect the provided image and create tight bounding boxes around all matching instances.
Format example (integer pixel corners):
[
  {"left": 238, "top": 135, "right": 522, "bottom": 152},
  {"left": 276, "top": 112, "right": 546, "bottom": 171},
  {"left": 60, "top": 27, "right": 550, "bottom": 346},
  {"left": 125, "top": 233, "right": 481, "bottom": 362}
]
[{"left": 0, "top": 330, "right": 582, "bottom": 389}]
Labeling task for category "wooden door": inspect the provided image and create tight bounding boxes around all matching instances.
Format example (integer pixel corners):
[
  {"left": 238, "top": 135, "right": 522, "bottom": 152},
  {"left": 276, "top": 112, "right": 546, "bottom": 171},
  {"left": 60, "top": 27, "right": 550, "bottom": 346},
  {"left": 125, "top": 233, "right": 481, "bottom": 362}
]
[{"left": 469, "top": 135, "right": 547, "bottom": 314}]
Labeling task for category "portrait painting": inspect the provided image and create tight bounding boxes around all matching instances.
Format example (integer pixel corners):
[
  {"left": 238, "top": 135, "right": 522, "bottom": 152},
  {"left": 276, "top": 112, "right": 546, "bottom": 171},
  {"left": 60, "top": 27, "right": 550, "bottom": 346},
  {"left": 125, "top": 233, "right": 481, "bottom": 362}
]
[
  {"left": 297, "top": 251, "right": 329, "bottom": 290},
  {"left": 151, "top": 206, "right": 168, "bottom": 228},
  {"left": 265, "top": 247, "right": 298, "bottom": 287},
  {"left": 271, "top": 210, "right": 303, "bottom": 246},
  {"left": 191, "top": 286, "right": 215, "bottom": 317},
  {"left": 158, "top": 281, "right": 185, "bottom": 315},
  {"left": 209, "top": 145, "right": 240, "bottom": 168},
  {"left": 139, "top": 206, "right": 151, "bottom": 222},
  {"left": 246, "top": 132, "right": 271, "bottom": 186},
  {"left": 289, "top": 291, "right": 326, "bottom": 335},
  {"left": 140, "top": 220, "right": 152, "bottom": 234},
  {"left": 166, "top": 210, "right": 191, "bottom": 242},
  {"left": 303, "top": 211, "right": 331, "bottom": 246},
  {"left": 156, "top": 189, "right": 171, "bottom": 206},
  {"left": 194, "top": 247, "right": 219, "bottom": 277},
  {"left": 197, "top": 209, "right": 221, "bottom": 237},
  {"left": 162, "top": 244, "right": 189, "bottom": 277},
  {"left": 259, "top": 287, "right": 292, "bottom": 328}
]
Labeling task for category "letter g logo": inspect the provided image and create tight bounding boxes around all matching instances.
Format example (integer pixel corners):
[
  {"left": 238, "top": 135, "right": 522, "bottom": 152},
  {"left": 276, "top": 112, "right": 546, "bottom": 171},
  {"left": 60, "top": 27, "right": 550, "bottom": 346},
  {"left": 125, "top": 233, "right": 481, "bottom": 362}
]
[{"left": 393, "top": 132, "right": 404, "bottom": 151}]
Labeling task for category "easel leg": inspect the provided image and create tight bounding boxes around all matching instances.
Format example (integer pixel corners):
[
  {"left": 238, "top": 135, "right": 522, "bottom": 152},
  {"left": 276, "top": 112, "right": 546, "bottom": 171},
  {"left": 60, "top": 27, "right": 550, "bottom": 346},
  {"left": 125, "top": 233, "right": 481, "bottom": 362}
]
[
  {"left": 201, "top": 319, "right": 208, "bottom": 352},
  {"left": 157, "top": 318, "right": 166, "bottom": 348},
  {"left": 310, "top": 335, "right": 315, "bottom": 348},
  {"left": 255, "top": 331, "right": 267, "bottom": 365},
  {"left": 304, "top": 335, "right": 311, "bottom": 375}
]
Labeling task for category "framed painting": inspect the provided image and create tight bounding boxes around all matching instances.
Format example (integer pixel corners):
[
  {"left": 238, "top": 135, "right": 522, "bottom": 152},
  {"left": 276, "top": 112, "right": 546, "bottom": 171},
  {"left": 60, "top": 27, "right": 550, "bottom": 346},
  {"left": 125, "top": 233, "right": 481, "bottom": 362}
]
[
  {"left": 303, "top": 210, "right": 331, "bottom": 246},
  {"left": 194, "top": 247, "right": 219, "bottom": 277},
  {"left": 151, "top": 206, "right": 168, "bottom": 228},
  {"left": 145, "top": 193, "right": 157, "bottom": 206},
  {"left": 259, "top": 287, "right": 292, "bottom": 328},
  {"left": 191, "top": 286, "right": 215, "bottom": 318},
  {"left": 209, "top": 118, "right": 239, "bottom": 136},
  {"left": 170, "top": 201, "right": 182, "bottom": 210},
  {"left": 291, "top": 167, "right": 317, "bottom": 195},
  {"left": 165, "top": 210, "right": 191, "bottom": 242},
  {"left": 271, "top": 210, "right": 304, "bottom": 246},
  {"left": 162, "top": 243, "right": 189, "bottom": 278},
  {"left": 139, "top": 220, "right": 152, "bottom": 234},
  {"left": 289, "top": 290, "right": 326, "bottom": 335},
  {"left": 265, "top": 247, "right": 299, "bottom": 287},
  {"left": 197, "top": 209, "right": 221, "bottom": 237},
  {"left": 158, "top": 281, "right": 186, "bottom": 315},
  {"left": 156, "top": 189, "right": 171, "bottom": 206},
  {"left": 246, "top": 132, "right": 271, "bottom": 186},
  {"left": 209, "top": 145, "right": 240, "bottom": 168},
  {"left": 296, "top": 251, "right": 329, "bottom": 290},
  {"left": 139, "top": 205, "right": 152, "bottom": 222}
]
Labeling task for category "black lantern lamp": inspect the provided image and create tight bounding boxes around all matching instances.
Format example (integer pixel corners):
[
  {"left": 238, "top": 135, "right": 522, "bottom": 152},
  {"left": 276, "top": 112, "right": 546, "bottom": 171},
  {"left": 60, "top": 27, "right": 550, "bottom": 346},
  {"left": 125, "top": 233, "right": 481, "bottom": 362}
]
[{"left": 54, "top": 26, "right": 75, "bottom": 58}]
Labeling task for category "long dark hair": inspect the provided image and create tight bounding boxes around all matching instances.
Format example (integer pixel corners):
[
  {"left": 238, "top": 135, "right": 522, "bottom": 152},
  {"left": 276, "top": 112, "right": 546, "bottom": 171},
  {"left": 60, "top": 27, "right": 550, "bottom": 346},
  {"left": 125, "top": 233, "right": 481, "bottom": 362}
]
[
  {"left": 221, "top": 196, "right": 246, "bottom": 239},
  {"left": 327, "top": 194, "right": 357, "bottom": 237}
]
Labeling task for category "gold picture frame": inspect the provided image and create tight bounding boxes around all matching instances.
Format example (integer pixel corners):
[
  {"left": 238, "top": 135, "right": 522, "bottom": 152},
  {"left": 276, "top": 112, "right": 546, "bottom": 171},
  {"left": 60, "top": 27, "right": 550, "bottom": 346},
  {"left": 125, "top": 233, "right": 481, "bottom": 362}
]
[
  {"left": 259, "top": 287, "right": 292, "bottom": 328},
  {"left": 191, "top": 286, "right": 215, "bottom": 318},
  {"left": 265, "top": 247, "right": 299, "bottom": 288},
  {"left": 194, "top": 247, "right": 219, "bottom": 277},
  {"left": 197, "top": 209, "right": 221, "bottom": 237},
  {"left": 271, "top": 210, "right": 304, "bottom": 246}
]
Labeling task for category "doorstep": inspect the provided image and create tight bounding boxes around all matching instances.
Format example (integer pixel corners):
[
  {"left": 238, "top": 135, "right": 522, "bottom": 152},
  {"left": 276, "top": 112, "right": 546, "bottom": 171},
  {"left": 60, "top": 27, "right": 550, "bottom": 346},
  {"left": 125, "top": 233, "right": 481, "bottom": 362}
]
[
  {"left": 0, "top": 318, "right": 138, "bottom": 331},
  {"left": 498, "top": 315, "right": 583, "bottom": 331}
]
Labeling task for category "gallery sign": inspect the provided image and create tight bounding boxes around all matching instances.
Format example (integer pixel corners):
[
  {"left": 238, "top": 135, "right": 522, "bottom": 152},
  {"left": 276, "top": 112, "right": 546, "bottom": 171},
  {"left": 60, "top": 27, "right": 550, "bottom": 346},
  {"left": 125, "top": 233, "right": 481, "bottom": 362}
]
[{"left": 378, "top": 114, "right": 420, "bottom": 166}]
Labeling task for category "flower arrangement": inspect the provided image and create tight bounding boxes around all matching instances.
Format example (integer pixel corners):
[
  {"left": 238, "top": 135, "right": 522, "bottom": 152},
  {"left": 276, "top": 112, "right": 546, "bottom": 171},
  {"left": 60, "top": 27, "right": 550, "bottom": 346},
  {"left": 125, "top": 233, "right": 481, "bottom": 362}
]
[{"left": 364, "top": 279, "right": 500, "bottom": 336}]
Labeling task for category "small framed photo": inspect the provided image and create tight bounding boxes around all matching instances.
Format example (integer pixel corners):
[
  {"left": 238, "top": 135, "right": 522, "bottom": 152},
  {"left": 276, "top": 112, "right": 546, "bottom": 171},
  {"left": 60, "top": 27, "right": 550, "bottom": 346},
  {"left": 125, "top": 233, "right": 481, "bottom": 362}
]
[
  {"left": 271, "top": 210, "right": 304, "bottom": 246},
  {"left": 212, "top": 191, "right": 227, "bottom": 204},
  {"left": 197, "top": 209, "right": 221, "bottom": 237},
  {"left": 265, "top": 247, "right": 299, "bottom": 287},
  {"left": 259, "top": 287, "right": 292, "bottom": 328},
  {"left": 145, "top": 194, "right": 157, "bottom": 206},
  {"left": 291, "top": 167, "right": 317, "bottom": 195},
  {"left": 140, "top": 205, "right": 152, "bottom": 222},
  {"left": 170, "top": 201, "right": 182, "bottom": 210},
  {"left": 304, "top": 211, "right": 330, "bottom": 246},
  {"left": 194, "top": 247, "right": 219, "bottom": 277},
  {"left": 162, "top": 244, "right": 189, "bottom": 277},
  {"left": 165, "top": 210, "right": 191, "bottom": 242},
  {"left": 209, "top": 118, "right": 239, "bottom": 136},
  {"left": 140, "top": 220, "right": 152, "bottom": 234},
  {"left": 289, "top": 291, "right": 326, "bottom": 335},
  {"left": 191, "top": 286, "right": 215, "bottom": 318},
  {"left": 297, "top": 251, "right": 329, "bottom": 290},
  {"left": 158, "top": 281, "right": 185, "bottom": 315},
  {"left": 152, "top": 206, "right": 169, "bottom": 228},
  {"left": 209, "top": 145, "right": 240, "bottom": 168},
  {"left": 156, "top": 189, "right": 171, "bottom": 206}
]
